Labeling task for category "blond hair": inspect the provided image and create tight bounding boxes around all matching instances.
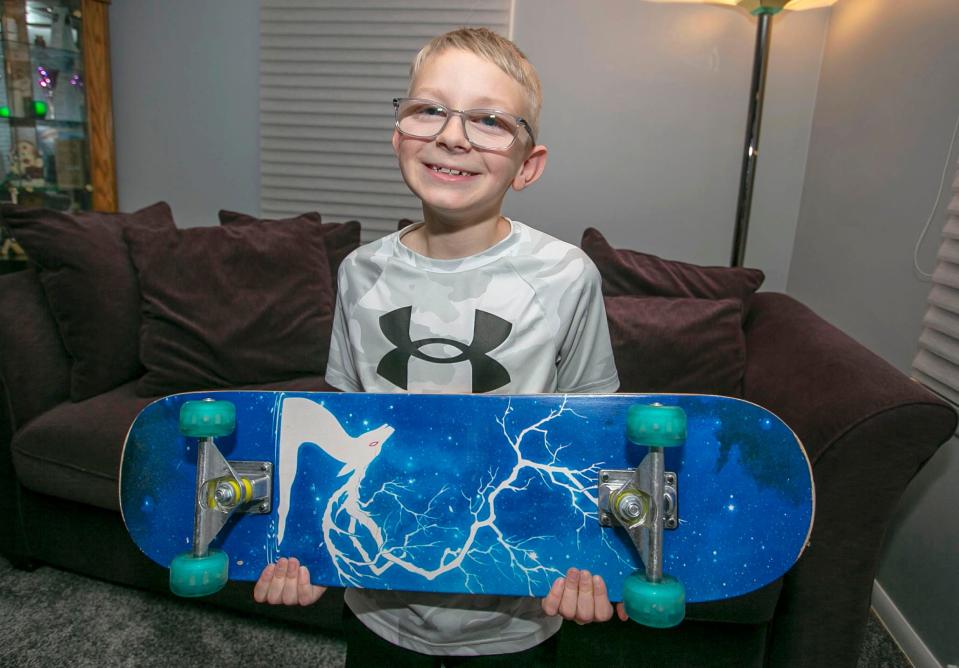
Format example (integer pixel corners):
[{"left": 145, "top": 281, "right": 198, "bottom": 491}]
[{"left": 409, "top": 27, "right": 542, "bottom": 140}]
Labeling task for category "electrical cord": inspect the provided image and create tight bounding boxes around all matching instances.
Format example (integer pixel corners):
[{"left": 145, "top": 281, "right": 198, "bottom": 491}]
[{"left": 914, "top": 111, "right": 959, "bottom": 281}]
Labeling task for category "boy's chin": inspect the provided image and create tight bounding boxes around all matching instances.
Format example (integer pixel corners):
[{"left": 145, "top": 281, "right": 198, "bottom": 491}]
[{"left": 422, "top": 207, "right": 507, "bottom": 229}]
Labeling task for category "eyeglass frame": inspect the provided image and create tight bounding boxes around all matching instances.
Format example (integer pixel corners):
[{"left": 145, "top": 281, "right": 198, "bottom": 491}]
[{"left": 392, "top": 97, "right": 536, "bottom": 150}]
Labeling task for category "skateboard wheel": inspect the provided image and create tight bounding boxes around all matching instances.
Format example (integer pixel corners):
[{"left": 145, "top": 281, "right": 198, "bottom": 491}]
[
  {"left": 179, "top": 400, "right": 236, "bottom": 438},
  {"left": 626, "top": 404, "right": 686, "bottom": 447},
  {"left": 623, "top": 571, "right": 685, "bottom": 628},
  {"left": 169, "top": 550, "right": 229, "bottom": 597}
]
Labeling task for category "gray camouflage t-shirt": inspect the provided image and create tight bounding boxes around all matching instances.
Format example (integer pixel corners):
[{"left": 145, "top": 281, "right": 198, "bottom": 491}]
[{"left": 325, "top": 219, "right": 619, "bottom": 655}]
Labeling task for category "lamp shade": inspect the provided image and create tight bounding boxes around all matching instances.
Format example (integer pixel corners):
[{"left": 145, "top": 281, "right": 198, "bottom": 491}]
[{"left": 645, "top": 0, "right": 837, "bottom": 14}]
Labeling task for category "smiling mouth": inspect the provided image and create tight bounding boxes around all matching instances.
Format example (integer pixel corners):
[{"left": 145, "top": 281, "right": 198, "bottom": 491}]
[{"left": 427, "top": 163, "right": 478, "bottom": 177}]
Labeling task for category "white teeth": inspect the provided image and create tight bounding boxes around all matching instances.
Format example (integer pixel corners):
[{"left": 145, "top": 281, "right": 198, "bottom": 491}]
[{"left": 432, "top": 165, "right": 472, "bottom": 176}]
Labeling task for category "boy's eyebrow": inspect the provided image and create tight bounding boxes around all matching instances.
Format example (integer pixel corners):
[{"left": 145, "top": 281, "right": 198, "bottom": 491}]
[{"left": 411, "top": 88, "right": 521, "bottom": 113}]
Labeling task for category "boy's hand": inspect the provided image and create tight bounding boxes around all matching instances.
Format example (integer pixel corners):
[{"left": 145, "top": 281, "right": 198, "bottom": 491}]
[
  {"left": 541, "top": 568, "right": 628, "bottom": 624},
  {"left": 253, "top": 557, "right": 326, "bottom": 606}
]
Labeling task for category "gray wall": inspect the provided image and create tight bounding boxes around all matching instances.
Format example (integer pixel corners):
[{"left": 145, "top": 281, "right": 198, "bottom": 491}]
[
  {"left": 509, "top": 0, "right": 830, "bottom": 291},
  {"left": 788, "top": 0, "right": 959, "bottom": 664},
  {"left": 110, "top": 1, "right": 829, "bottom": 291},
  {"left": 110, "top": 0, "right": 260, "bottom": 226}
]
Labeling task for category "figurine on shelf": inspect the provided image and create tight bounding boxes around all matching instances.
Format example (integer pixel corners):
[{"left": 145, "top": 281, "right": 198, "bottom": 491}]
[
  {"left": 0, "top": 234, "right": 27, "bottom": 262},
  {"left": 9, "top": 140, "right": 46, "bottom": 186}
]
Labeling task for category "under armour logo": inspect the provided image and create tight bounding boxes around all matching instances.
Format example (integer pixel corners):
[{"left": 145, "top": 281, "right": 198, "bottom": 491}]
[{"left": 377, "top": 307, "right": 512, "bottom": 392}]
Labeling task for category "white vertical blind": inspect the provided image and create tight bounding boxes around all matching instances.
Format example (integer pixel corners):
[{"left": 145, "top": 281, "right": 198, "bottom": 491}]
[
  {"left": 913, "top": 160, "right": 959, "bottom": 405},
  {"left": 260, "top": 0, "right": 512, "bottom": 239}
]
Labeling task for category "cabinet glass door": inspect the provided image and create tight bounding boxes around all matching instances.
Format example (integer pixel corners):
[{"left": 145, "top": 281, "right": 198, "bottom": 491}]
[{"left": 0, "top": 0, "right": 90, "bottom": 211}]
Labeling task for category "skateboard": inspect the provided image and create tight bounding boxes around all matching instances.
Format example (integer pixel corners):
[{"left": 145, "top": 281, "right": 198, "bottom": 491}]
[{"left": 119, "top": 391, "right": 814, "bottom": 627}]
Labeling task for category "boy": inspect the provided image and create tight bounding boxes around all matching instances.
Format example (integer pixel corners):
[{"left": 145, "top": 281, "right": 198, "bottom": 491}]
[{"left": 254, "top": 28, "right": 624, "bottom": 662}]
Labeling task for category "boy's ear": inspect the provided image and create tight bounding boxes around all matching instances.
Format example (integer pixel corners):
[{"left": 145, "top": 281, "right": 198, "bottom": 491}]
[
  {"left": 512, "top": 144, "right": 548, "bottom": 192},
  {"left": 391, "top": 129, "right": 401, "bottom": 156}
]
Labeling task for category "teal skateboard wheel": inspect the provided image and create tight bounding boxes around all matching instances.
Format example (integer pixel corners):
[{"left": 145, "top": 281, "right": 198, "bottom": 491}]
[
  {"left": 626, "top": 404, "right": 687, "bottom": 447},
  {"left": 169, "top": 550, "right": 229, "bottom": 597},
  {"left": 179, "top": 400, "right": 236, "bottom": 438},
  {"left": 622, "top": 570, "right": 686, "bottom": 628}
]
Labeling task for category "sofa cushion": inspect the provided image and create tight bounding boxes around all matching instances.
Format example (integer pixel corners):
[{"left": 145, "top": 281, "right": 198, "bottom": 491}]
[
  {"left": 0, "top": 268, "right": 71, "bottom": 426},
  {"left": 11, "top": 376, "right": 338, "bottom": 510},
  {"left": 11, "top": 381, "right": 153, "bottom": 510},
  {"left": 606, "top": 296, "right": 746, "bottom": 396},
  {"left": 581, "top": 228, "right": 764, "bottom": 309},
  {"left": 218, "top": 210, "right": 361, "bottom": 288},
  {"left": 2, "top": 202, "right": 176, "bottom": 400},
  {"left": 125, "top": 219, "right": 336, "bottom": 397}
]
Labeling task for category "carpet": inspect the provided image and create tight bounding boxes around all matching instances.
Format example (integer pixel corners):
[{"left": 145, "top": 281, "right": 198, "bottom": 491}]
[{"left": 0, "top": 555, "right": 911, "bottom": 667}]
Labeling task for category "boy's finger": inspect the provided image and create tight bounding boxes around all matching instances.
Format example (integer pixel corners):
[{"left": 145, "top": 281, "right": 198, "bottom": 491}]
[
  {"left": 252, "top": 563, "right": 276, "bottom": 603},
  {"left": 559, "top": 568, "right": 580, "bottom": 619},
  {"left": 575, "top": 570, "right": 594, "bottom": 623},
  {"left": 266, "top": 558, "right": 289, "bottom": 604},
  {"left": 282, "top": 558, "right": 301, "bottom": 606},
  {"left": 616, "top": 602, "right": 629, "bottom": 622},
  {"left": 591, "top": 575, "right": 614, "bottom": 622},
  {"left": 298, "top": 565, "right": 325, "bottom": 605},
  {"left": 541, "top": 577, "right": 565, "bottom": 616}
]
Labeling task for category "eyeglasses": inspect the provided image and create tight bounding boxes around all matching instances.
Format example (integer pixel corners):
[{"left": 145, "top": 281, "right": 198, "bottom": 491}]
[{"left": 393, "top": 97, "right": 535, "bottom": 150}]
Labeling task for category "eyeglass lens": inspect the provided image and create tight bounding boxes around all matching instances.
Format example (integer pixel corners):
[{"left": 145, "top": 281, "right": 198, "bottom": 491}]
[{"left": 396, "top": 100, "right": 519, "bottom": 149}]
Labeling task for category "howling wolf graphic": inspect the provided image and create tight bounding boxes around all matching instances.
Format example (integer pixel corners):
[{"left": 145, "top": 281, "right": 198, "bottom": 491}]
[{"left": 275, "top": 397, "right": 395, "bottom": 547}]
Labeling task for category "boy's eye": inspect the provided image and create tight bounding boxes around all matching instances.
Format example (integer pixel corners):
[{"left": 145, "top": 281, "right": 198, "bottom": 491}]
[
  {"left": 420, "top": 105, "right": 445, "bottom": 117},
  {"left": 470, "top": 113, "right": 513, "bottom": 133}
]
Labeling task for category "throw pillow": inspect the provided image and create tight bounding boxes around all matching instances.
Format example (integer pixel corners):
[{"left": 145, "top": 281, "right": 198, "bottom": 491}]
[
  {"left": 125, "top": 219, "right": 334, "bottom": 397},
  {"left": 2, "top": 202, "right": 176, "bottom": 400},
  {"left": 581, "top": 228, "right": 764, "bottom": 309},
  {"left": 217, "top": 210, "right": 360, "bottom": 286},
  {"left": 605, "top": 296, "right": 746, "bottom": 396}
]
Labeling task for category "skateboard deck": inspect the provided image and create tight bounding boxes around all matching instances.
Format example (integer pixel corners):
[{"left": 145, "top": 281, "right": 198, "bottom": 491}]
[{"left": 120, "top": 391, "right": 813, "bottom": 613}]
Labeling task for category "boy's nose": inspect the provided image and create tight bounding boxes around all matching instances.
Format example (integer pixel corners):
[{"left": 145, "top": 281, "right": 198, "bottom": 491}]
[{"left": 435, "top": 115, "right": 471, "bottom": 152}]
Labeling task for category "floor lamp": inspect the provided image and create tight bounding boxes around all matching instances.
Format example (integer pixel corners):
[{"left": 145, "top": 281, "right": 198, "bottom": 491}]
[{"left": 645, "top": 0, "right": 838, "bottom": 266}]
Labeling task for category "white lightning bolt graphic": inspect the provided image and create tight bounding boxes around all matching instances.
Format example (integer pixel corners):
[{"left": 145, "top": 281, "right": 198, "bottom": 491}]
[{"left": 276, "top": 396, "right": 631, "bottom": 595}]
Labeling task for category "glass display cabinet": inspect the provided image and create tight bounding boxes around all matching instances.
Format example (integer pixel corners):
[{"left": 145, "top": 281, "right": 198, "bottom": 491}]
[{"left": 0, "top": 0, "right": 114, "bottom": 267}]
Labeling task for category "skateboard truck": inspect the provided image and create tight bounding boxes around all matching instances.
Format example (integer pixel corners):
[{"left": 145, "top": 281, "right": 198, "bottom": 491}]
[
  {"left": 599, "top": 403, "right": 687, "bottom": 628},
  {"left": 169, "top": 399, "right": 272, "bottom": 598}
]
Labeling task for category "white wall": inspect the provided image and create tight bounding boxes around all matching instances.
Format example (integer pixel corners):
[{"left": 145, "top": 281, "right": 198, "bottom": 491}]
[
  {"left": 110, "top": 0, "right": 260, "bottom": 227},
  {"left": 788, "top": 0, "right": 959, "bottom": 664},
  {"left": 509, "top": 1, "right": 830, "bottom": 291}
]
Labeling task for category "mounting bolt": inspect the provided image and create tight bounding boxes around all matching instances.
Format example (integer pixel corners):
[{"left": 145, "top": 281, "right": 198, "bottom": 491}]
[
  {"left": 214, "top": 483, "right": 236, "bottom": 507},
  {"left": 617, "top": 495, "right": 644, "bottom": 521}
]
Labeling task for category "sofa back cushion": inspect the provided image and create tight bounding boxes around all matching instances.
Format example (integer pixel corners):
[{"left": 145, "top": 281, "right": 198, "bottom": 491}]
[
  {"left": 581, "top": 227, "right": 764, "bottom": 310},
  {"left": 217, "top": 210, "right": 360, "bottom": 288},
  {"left": 606, "top": 296, "right": 746, "bottom": 395},
  {"left": 582, "top": 228, "right": 763, "bottom": 396},
  {"left": 2, "top": 202, "right": 176, "bottom": 401},
  {"left": 125, "top": 218, "right": 336, "bottom": 397}
]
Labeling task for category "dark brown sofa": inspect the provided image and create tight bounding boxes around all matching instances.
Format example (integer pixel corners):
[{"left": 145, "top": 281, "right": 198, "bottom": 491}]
[{"left": 0, "top": 204, "right": 954, "bottom": 667}]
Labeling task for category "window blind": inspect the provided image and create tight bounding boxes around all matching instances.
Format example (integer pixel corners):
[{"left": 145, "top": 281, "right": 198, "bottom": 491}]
[
  {"left": 260, "top": 0, "right": 513, "bottom": 240},
  {"left": 913, "top": 160, "right": 959, "bottom": 405}
]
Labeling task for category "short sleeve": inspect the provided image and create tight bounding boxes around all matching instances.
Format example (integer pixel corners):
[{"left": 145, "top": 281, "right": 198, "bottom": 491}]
[
  {"left": 556, "top": 262, "right": 620, "bottom": 393},
  {"left": 324, "top": 270, "right": 362, "bottom": 393}
]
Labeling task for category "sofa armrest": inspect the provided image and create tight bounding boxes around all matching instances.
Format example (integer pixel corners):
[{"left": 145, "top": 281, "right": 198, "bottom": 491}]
[
  {"left": 742, "top": 292, "right": 956, "bottom": 666},
  {"left": 0, "top": 269, "right": 71, "bottom": 429},
  {"left": 0, "top": 269, "right": 71, "bottom": 564}
]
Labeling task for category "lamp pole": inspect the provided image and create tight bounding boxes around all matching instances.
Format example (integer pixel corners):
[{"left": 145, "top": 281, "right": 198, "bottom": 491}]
[{"left": 731, "top": 9, "right": 774, "bottom": 267}]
